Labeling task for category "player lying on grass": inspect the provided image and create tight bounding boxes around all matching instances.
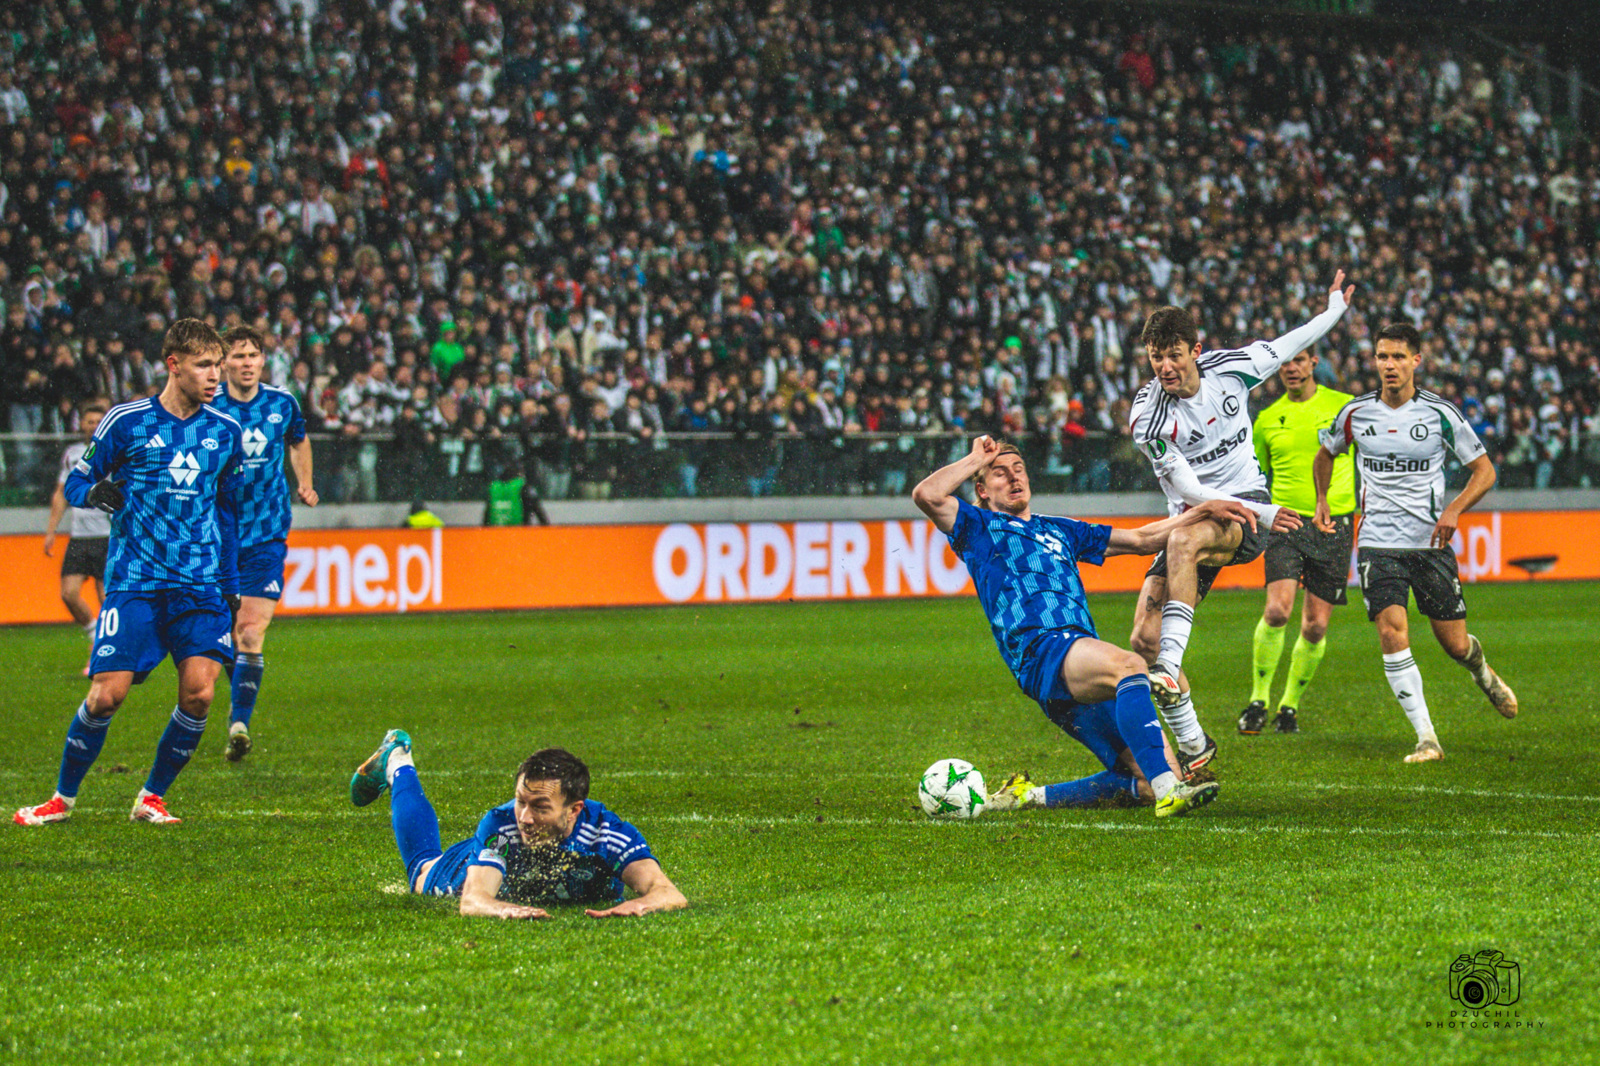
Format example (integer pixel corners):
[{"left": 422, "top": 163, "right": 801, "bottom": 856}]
[
  {"left": 351, "top": 733, "right": 687, "bottom": 919},
  {"left": 1126, "top": 273, "right": 1352, "bottom": 772},
  {"left": 15, "top": 320, "right": 244, "bottom": 827},
  {"left": 1314, "top": 322, "right": 1517, "bottom": 764},
  {"left": 912, "top": 435, "right": 1258, "bottom": 818}
]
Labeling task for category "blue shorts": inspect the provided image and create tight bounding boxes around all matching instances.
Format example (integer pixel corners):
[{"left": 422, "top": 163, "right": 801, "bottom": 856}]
[
  {"left": 91, "top": 588, "right": 235, "bottom": 683},
  {"left": 1041, "top": 698, "right": 1124, "bottom": 773},
  {"left": 1015, "top": 629, "right": 1092, "bottom": 708},
  {"left": 417, "top": 838, "right": 476, "bottom": 896},
  {"left": 238, "top": 540, "right": 288, "bottom": 601}
]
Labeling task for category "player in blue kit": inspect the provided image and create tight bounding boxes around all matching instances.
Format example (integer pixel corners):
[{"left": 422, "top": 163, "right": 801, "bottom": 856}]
[
  {"left": 210, "top": 325, "right": 317, "bottom": 761},
  {"left": 913, "top": 436, "right": 1258, "bottom": 817},
  {"left": 351, "top": 735, "right": 687, "bottom": 919},
  {"left": 14, "top": 320, "right": 244, "bottom": 827}
]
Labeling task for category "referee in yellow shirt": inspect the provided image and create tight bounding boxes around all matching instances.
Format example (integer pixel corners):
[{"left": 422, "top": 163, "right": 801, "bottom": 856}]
[{"left": 1239, "top": 348, "right": 1357, "bottom": 735}]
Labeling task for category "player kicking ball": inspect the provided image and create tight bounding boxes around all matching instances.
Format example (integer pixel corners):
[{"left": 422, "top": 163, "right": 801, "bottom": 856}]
[
  {"left": 1125, "top": 273, "right": 1353, "bottom": 773},
  {"left": 211, "top": 326, "right": 317, "bottom": 761},
  {"left": 14, "top": 320, "right": 244, "bottom": 827},
  {"left": 1239, "top": 347, "right": 1357, "bottom": 735},
  {"left": 913, "top": 435, "right": 1259, "bottom": 818},
  {"left": 1314, "top": 323, "right": 1517, "bottom": 763},
  {"left": 351, "top": 734, "right": 687, "bottom": 918}
]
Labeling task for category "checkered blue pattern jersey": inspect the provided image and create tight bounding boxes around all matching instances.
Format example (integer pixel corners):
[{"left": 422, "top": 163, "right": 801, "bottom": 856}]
[
  {"left": 64, "top": 396, "right": 243, "bottom": 594},
  {"left": 210, "top": 385, "right": 306, "bottom": 547},
  {"left": 468, "top": 798, "right": 655, "bottom": 906},
  {"left": 947, "top": 498, "right": 1112, "bottom": 674}
]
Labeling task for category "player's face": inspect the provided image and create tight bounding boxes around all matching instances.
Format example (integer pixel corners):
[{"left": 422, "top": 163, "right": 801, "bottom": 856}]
[
  {"left": 226, "top": 341, "right": 265, "bottom": 389},
  {"left": 979, "top": 452, "right": 1030, "bottom": 514},
  {"left": 168, "top": 345, "right": 225, "bottom": 404},
  {"left": 80, "top": 409, "right": 104, "bottom": 439},
  {"left": 513, "top": 776, "right": 583, "bottom": 846},
  {"left": 1373, "top": 340, "right": 1420, "bottom": 394},
  {"left": 1278, "top": 351, "right": 1316, "bottom": 393},
  {"left": 1147, "top": 340, "right": 1202, "bottom": 397}
]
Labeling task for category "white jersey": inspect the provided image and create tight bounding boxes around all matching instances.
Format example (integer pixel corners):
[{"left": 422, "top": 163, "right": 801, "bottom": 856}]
[
  {"left": 57, "top": 442, "right": 111, "bottom": 538},
  {"left": 1319, "top": 389, "right": 1487, "bottom": 550},
  {"left": 1129, "top": 342, "right": 1286, "bottom": 516}
]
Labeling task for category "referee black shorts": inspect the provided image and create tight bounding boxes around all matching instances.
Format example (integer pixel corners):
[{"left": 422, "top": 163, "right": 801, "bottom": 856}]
[{"left": 1263, "top": 513, "right": 1354, "bottom": 605}]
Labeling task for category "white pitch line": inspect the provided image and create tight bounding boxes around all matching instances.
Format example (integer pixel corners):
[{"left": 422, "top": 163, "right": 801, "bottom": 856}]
[
  {"left": 48, "top": 808, "right": 1594, "bottom": 841},
  {"left": 1280, "top": 782, "right": 1600, "bottom": 804}
]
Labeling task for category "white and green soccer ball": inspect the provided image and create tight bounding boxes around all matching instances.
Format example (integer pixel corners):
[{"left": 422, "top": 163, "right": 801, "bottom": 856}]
[{"left": 918, "top": 759, "right": 986, "bottom": 820}]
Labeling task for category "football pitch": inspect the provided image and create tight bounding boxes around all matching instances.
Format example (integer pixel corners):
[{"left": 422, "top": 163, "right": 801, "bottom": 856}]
[{"left": 2, "top": 582, "right": 1593, "bottom": 1064}]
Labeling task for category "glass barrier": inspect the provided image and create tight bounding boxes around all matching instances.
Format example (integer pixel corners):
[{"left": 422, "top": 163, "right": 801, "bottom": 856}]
[{"left": 2, "top": 429, "right": 1594, "bottom": 507}]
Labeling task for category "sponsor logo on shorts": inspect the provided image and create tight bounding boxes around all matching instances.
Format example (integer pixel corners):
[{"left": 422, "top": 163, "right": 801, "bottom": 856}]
[
  {"left": 217, "top": 633, "right": 233, "bottom": 647},
  {"left": 263, "top": 580, "right": 281, "bottom": 594},
  {"left": 96, "top": 646, "right": 115, "bottom": 657}
]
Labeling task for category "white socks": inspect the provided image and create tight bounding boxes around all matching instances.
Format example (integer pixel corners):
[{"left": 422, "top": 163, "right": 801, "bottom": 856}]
[
  {"left": 1159, "top": 601, "right": 1195, "bottom": 673},
  {"left": 1150, "top": 771, "right": 1178, "bottom": 800},
  {"left": 1383, "top": 649, "right": 1434, "bottom": 740},
  {"left": 1162, "top": 691, "right": 1207, "bottom": 754},
  {"left": 384, "top": 747, "right": 415, "bottom": 785}
]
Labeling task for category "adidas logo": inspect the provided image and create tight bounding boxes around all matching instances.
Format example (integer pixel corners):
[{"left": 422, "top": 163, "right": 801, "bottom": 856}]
[
  {"left": 145, "top": 435, "right": 166, "bottom": 449},
  {"left": 1187, "top": 430, "right": 1204, "bottom": 444},
  {"left": 1398, "top": 690, "right": 1412, "bottom": 698},
  {"left": 242, "top": 427, "right": 269, "bottom": 458},
  {"left": 238, "top": 682, "right": 259, "bottom": 692},
  {"left": 169, "top": 451, "right": 200, "bottom": 487},
  {"left": 68, "top": 738, "right": 89, "bottom": 751},
  {"left": 1362, "top": 425, "right": 1377, "bottom": 436},
  {"left": 217, "top": 633, "right": 233, "bottom": 647},
  {"left": 264, "top": 580, "right": 281, "bottom": 594}
]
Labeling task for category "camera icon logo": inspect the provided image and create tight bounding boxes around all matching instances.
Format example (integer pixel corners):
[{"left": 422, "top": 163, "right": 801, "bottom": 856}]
[{"left": 1449, "top": 949, "right": 1521, "bottom": 1007}]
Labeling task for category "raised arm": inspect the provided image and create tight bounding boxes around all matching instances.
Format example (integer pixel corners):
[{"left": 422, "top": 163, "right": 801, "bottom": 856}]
[
  {"left": 1104, "top": 498, "right": 1262, "bottom": 557},
  {"left": 586, "top": 859, "right": 687, "bottom": 918},
  {"left": 1433, "top": 454, "right": 1496, "bottom": 549},
  {"left": 912, "top": 435, "right": 1000, "bottom": 535},
  {"left": 1263, "top": 270, "right": 1355, "bottom": 369},
  {"left": 457, "top": 864, "right": 548, "bottom": 920}
]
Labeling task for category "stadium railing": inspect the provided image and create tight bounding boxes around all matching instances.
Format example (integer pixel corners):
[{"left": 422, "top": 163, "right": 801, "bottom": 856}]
[{"left": 3, "top": 430, "right": 1594, "bottom": 505}]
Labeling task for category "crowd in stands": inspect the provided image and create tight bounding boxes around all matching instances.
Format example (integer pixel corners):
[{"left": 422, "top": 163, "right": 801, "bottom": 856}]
[{"left": 3, "top": 0, "right": 1600, "bottom": 501}]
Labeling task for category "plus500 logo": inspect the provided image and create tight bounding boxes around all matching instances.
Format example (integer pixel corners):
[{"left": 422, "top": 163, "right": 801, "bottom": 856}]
[{"left": 281, "top": 530, "right": 444, "bottom": 612}]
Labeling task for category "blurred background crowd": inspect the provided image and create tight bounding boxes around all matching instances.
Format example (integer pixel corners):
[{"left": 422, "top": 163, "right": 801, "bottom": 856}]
[{"left": 3, "top": 0, "right": 1599, "bottom": 504}]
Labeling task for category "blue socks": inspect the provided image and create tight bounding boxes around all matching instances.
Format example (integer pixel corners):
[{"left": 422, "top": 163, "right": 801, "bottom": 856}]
[
  {"left": 1042, "top": 770, "right": 1135, "bottom": 807},
  {"left": 230, "top": 652, "right": 265, "bottom": 728},
  {"left": 144, "top": 708, "right": 207, "bottom": 797},
  {"left": 57, "top": 702, "right": 112, "bottom": 799},
  {"left": 390, "top": 765, "right": 443, "bottom": 886},
  {"left": 1114, "top": 675, "right": 1173, "bottom": 786}
]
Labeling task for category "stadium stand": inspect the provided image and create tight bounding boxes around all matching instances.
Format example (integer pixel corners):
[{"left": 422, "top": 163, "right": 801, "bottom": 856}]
[{"left": 2, "top": 0, "right": 1598, "bottom": 502}]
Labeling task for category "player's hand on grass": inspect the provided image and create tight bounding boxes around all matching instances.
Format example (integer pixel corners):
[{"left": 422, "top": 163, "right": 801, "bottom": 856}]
[
  {"left": 1313, "top": 499, "right": 1335, "bottom": 534},
  {"left": 1431, "top": 508, "right": 1462, "bottom": 550},
  {"left": 586, "top": 899, "right": 655, "bottom": 918},
  {"left": 499, "top": 904, "right": 549, "bottom": 920},
  {"left": 1270, "top": 507, "right": 1302, "bottom": 534},
  {"left": 297, "top": 484, "right": 319, "bottom": 506},
  {"left": 87, "top": 477, "right": 125, "bottom": 514},
  {"left": 1326, "top": 269, "right": 1355, "bottom": 310}
]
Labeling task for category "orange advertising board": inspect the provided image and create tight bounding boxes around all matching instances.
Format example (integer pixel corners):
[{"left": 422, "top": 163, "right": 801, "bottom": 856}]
[{"left": 1, "top": 511, "right": 1596, "bottom": 625}]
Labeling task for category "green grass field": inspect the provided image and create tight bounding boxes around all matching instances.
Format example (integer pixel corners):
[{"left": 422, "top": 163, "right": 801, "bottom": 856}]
[{"left": 1, "top": 583, "right": 1593, "bottom": 1064}]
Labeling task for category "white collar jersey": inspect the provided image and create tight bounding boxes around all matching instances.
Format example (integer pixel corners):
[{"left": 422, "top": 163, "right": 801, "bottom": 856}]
[
  {"left": 1318, "top": 389, "right": 1487, "bottom": 549},
  {"left": 1128, "top": 342, "right": 1283, "bottom": 515}
]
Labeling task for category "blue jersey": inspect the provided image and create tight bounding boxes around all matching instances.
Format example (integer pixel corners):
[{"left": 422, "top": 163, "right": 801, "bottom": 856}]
[
  {"left": 65, "top": 396, "right": 243, "bottom": 594},
  {"left": 947, "top": 498, "right": 1112, "bottom": 677},
  {"left": 464, "top": 798, "right": 654, "bottom": 906},
  {"left": 209, "top": 384, "right": 306, "bottom": 547}
]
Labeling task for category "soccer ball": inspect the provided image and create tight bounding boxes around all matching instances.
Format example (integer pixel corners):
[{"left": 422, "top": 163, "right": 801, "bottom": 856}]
[{"left": 918, "top": 759, "right": 986, "bottom": 820}]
